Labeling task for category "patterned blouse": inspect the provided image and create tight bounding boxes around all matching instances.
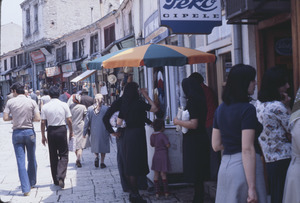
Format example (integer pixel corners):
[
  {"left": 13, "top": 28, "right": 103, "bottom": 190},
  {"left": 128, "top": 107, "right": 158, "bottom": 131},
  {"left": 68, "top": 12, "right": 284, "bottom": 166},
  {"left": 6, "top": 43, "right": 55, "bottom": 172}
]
[{"left": 255, "top": 100, "right": 291, "bottom": 163}]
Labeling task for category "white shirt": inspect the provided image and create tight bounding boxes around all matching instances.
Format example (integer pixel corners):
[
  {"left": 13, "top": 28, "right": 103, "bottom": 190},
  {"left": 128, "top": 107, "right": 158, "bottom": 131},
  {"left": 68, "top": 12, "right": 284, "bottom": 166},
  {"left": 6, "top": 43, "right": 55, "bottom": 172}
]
[
  {"left": 41, "top": 98, "right": 72, "bottom": 126},
  {"left": 255, "top": 100, "right": 291, "bottom": 162}
]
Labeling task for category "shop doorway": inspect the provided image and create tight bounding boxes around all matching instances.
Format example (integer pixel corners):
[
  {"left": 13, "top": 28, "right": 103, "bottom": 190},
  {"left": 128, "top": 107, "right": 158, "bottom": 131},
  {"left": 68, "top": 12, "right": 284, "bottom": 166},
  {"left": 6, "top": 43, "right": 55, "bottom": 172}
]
[{"left": 257, "top": 20, "right": 294, "bottom": 100}]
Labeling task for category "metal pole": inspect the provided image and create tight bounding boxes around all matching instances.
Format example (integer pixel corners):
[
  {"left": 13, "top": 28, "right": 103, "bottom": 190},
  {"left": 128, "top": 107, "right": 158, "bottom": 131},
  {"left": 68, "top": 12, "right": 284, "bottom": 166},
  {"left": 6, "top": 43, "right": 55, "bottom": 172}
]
[
  {"left": 233, "top": 24, "right": 243, "bottom": 64},
  {"left": 178, "top": 34, "right": 187, "bottom": 108}
]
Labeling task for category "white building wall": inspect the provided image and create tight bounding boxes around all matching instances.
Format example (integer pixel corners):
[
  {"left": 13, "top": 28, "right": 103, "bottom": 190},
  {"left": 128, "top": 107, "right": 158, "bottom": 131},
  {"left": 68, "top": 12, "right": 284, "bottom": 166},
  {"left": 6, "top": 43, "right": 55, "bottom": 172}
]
[
  {"left": 21, "top": 0, "right": 103, "bottom": 46},
  {"left": 1, "top": 23, "right": 22, "bottom": 55}
]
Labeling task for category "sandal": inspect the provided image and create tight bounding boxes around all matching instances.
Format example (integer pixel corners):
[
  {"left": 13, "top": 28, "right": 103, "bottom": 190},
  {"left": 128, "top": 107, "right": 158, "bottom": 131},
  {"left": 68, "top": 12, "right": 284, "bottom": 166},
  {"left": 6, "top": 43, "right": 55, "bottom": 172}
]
[
  {"left": 100, "top": 163, "right": 106, "bottom": 168},
  {"left": 94, "top": 157, "right": 99, "bottom": 167},
  {"left": 76, "top": 160, "right": 82, "bottom": 168}
]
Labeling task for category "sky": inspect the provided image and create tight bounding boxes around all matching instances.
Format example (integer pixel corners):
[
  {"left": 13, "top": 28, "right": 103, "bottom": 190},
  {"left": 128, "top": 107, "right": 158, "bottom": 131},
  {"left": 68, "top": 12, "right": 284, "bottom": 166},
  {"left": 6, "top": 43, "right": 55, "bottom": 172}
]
[{"left": 2, "top": 0, "right": 23, "bottom": 26}]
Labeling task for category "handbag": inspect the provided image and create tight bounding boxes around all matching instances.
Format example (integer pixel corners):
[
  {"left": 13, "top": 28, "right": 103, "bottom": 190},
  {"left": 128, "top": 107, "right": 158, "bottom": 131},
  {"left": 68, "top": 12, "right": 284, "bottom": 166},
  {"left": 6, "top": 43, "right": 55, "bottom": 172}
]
[{"left": 68, "top": 137, "right": 76, "bottom": 152}]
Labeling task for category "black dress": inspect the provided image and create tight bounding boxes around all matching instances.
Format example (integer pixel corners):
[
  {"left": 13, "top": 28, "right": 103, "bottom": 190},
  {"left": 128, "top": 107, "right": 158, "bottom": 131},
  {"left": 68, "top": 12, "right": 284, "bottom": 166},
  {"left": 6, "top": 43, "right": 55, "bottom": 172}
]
[
  {"left": 183, "top": 99, "right": 210, "bottom": 183},
  {"left": 119, "top": 99, "right": 151, "bottom": 176}
]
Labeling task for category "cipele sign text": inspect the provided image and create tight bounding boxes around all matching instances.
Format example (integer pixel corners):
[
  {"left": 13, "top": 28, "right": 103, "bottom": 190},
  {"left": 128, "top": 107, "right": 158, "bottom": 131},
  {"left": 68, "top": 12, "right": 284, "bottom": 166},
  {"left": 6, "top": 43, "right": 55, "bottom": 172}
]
[{"left": 159, "top": 0, "right": 222, "bottom": 34}]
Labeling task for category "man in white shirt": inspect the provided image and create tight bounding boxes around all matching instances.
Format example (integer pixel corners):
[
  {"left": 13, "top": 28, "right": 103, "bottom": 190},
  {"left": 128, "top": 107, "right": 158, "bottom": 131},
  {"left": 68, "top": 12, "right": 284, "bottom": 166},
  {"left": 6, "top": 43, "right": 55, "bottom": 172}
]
[
  {"left": 41, "top": 86, "right": 73, "bottom": 188},
  {"left": 3, "top": 82, "right": 40, "bottom": 196}
]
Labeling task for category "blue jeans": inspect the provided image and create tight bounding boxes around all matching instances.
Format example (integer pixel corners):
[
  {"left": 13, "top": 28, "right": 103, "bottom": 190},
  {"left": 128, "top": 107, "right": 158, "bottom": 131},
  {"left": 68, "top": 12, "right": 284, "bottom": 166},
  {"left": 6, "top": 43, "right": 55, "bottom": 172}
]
[{"left": 12, "top": 128, "right": 37, "bottom": 193}]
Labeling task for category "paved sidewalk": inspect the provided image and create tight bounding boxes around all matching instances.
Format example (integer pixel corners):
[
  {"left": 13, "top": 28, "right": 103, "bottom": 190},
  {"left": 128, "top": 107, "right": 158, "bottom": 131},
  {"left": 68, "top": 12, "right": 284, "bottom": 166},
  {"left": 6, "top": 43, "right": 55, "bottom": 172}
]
[{"left": 0, "top": 117, "right": 214, "bottom": 203}]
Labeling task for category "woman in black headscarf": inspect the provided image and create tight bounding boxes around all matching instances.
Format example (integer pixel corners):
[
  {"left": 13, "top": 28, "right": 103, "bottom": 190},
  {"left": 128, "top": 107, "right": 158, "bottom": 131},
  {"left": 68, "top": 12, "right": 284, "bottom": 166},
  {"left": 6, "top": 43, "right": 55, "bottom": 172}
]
[
  {"left": 117, "top": 82, "right": 158, "bottom": 203},
  {"left": 173, "top": 75, "right": 209, "bottom": 203}
]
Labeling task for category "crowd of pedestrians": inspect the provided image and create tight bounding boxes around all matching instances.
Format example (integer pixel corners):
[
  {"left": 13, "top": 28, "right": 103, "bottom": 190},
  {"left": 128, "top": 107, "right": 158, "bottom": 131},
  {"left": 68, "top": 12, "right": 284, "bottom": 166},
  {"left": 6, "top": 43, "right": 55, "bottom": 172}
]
[{"left": 1, "top": 63, "right": 300, "bottom": 203}]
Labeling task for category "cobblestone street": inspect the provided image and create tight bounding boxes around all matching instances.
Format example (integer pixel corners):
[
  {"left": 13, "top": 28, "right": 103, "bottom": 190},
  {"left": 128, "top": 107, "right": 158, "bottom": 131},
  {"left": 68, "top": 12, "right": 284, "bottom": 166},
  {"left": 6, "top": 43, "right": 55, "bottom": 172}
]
[{"left": 0, "top": 114, "right": 215, "bottom": 203}]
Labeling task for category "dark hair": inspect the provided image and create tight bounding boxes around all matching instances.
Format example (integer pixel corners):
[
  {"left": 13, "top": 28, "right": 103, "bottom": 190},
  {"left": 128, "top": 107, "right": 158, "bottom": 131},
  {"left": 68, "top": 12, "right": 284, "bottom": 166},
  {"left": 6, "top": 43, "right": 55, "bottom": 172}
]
[
  {"left": 121, "top": 82, "right": 139, "bottom": 117},
  {"left": 258, "top": 66, "right": 289, "bottom": 102},
  {"left": 222, "top": 64, "right": 256, "bottom": 105},
  {"left": 43, "top": 89, "right": 49, "bottom": 95},
  {"left": 49, "top": 86, "right": 60, "bottom": 98},
  {"left": 10, "top": 82, "right": 25, "bottom": 94},
  {"left": 153, "top": 119, "right": 165, "bottom": 132},
  {"left": 182, "top": 76, "right": 205, "bottom": 101},
  {"left": 189, "top": 72, "right": 204, "bottom": 84},
  {"left": 182, "top": 76, "right": 207, "bottom": 124}
]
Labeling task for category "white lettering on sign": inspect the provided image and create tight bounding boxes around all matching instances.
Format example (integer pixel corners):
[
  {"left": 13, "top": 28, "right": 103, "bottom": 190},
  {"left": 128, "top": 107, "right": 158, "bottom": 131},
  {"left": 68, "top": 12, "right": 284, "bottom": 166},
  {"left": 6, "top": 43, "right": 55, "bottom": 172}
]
[{"left": 160, "top": 0, "right": 221, "bottom": 21}]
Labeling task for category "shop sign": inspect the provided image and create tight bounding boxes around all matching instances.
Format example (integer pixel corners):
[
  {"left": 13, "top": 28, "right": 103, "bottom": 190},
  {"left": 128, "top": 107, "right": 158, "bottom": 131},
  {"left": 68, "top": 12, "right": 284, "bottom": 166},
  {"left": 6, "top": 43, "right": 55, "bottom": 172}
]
[
  {"left": 275, "top": 38, "right": 292, "bottom": 56},
  {"left": 145, "top": 27, "right": 169, "bottom": 44},
  {"left": 144, "top": 11, "right": 170, "bottom": 44},
  {"left": 45, "top": 66, "right": 61, "bottom": 77},
  {"left": 62, "top": 62, "right": 77, "bottom": 73},
  {"left": 159, "top": 0, "right": 222, "bottom": 34},
  {"left": 30, "top": 50, "right": 46, "bottom": 64},
  {"left": 11, "top": 72, "right": 17, "bottom": 77},
  {"left": 19, "top": 69, "right": 29, "bottom": 76}
]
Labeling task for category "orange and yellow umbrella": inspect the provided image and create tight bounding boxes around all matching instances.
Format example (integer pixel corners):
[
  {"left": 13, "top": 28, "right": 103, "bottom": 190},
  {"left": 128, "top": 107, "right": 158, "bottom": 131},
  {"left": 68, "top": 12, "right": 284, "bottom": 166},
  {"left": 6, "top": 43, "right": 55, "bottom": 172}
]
[{"left": 87, "top": 44, "right": 216, "bottom": 70}]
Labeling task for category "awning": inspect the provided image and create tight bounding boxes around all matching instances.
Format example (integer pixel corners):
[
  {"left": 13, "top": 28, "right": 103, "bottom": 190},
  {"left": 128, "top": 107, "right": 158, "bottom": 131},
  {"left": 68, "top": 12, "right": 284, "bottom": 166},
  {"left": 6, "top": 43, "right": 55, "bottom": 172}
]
[
  {"left": 87, "top": 48, "right": 128, "bottom": 70},
  {"left": 1, "top": 69, "right": 13, "bottom": 76},
  {"left": 63, "top": 72, "right": 74, "bottom": 78},
  {"left": 13, "top": 64, "right": 29, "bottom": 73},
  {"left": 70, "top": 70, "right": 96, "bottom": 83},
  {"left": 101, "top": 33, "right": 135, "bottom": 55}
]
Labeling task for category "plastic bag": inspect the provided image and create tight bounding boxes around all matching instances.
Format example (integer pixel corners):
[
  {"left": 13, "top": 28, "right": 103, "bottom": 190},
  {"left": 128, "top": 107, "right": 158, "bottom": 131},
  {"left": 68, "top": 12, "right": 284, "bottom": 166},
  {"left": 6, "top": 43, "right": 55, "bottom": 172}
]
[
  {"left": 176, "top": 107, "right": 183, "bottom": 132},
  {"left": 181, "top": 110, "right": 190, "bottom": 134},
  {"left": 68, "top": 137, "right": 76, "bottom": 152}
]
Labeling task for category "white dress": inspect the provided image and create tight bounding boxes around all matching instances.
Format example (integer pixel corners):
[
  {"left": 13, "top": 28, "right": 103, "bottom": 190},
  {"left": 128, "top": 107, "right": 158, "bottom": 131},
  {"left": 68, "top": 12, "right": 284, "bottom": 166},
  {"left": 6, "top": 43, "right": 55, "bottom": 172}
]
[
  {"left": 283, "top": 119, "right": 300, "bottom": 203},
  {"left": 70, "top": 103, "right": 87, "bottom": 149}
]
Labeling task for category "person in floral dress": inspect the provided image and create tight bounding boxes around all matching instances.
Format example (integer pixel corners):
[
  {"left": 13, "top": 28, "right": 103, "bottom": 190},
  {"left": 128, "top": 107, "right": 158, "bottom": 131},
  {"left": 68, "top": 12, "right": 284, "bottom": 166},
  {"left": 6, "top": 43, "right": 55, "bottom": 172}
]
[{"left": 255, "top": 66, "right": 292, "bottom": 203}]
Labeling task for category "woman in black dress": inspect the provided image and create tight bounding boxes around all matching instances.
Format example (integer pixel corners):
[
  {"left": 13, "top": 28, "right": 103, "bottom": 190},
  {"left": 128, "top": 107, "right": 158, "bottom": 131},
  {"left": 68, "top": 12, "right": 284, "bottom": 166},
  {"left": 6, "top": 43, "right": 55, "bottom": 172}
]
[
  {"left": 117, "top": 82, "right": 158, "bottom": 203},
  {"left": 173, "top": 75, "right": 209, "bottom": 203}
]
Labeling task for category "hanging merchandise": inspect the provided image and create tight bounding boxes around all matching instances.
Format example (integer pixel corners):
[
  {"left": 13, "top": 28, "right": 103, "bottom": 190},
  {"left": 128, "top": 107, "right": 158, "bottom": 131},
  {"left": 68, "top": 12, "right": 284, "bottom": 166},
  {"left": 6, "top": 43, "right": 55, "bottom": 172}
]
[
  {"left": 100, "top": 82, "right": 108, "bottom": 95},
  {"left": 123, "top": 67, "right": 133, "bottom": 74},
  {"left": 108, "top": 74, "right": 117, "bottom": 84}
]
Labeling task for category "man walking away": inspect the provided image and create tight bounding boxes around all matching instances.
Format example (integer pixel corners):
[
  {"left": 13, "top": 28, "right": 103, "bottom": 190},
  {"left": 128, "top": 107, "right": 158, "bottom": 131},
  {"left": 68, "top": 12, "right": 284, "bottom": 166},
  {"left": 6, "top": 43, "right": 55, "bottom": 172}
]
[
  {"left": 29, "top": 89, "right": 38, "bottom": 103},
  {"left": 59, "top": 88, "right": 71, "bottom": 103},
  {"left": 80, "top": 87, "right": 94, "bottom": 108},
  {"left": 40, "top": 86, "right": 73, "bottom": 188},
  {"left": 3, "top": 82, "right": 40, "bottom": 196}
]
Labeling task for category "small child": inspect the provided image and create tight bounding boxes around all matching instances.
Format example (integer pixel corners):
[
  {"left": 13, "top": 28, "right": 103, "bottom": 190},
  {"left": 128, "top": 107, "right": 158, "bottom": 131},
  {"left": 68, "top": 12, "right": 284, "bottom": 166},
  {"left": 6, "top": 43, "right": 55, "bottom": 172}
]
[{"left": 150, "top": 119, "right": 171, "bottom": 198}]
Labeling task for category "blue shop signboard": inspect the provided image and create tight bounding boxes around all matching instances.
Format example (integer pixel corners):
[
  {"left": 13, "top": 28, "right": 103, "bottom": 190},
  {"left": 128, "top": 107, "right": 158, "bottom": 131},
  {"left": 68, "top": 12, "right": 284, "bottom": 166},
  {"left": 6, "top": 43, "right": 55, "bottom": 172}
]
[{"left": 159, "top": 0, "right": 222, "bottom": 34}]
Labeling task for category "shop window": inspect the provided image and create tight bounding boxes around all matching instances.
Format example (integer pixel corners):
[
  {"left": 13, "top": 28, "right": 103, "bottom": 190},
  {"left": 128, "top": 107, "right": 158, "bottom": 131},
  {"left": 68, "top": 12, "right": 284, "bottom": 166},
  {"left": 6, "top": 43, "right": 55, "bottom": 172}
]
[
  {"left": 17, "top": 54, "right": 24, "bottom": 66},
  {"left": 10, "top": 56, "right": 17, "bottom": 69},
  {"left": 26, "top": 9, "right": 31, "bottom": 36},
  {"left": 104, "top": 24, "right": 115, "bottom": 48},
  {"left": 73, "top": 41, "right": 78, "bottom": 59},
  {"left": 90, "top": 33, "right": 99, "bottom": 55},
  {"left": 222, "top": 53, "right": 232, "bottom": 83},
  {"left": 73, "top": 39, "right": 84, "bottom": 59},
  {"left": 4, "top": 59, "right": 7, "bottom": 71},
  {"left": 138, "top": 67, "right": 145, "bottom": 89},
  {"left": 79, "top": 39, "right": 84, "bottom": 57},
  {"left": 24, "top": 52, "right": 29, "bottom": 65},
  {"left": 153, "top": 67, "right": 167, "bottom": 119},
  {"left": 216, "top": 50, "right": 232, "bottom": 104},
  {"left": 128, "top": 12, "right": 133, "bottom": 34},
  {"left": 56, "top": 45, "right": 67, "bottom": 63},
  {"left": 34, "top": 4, "right": 38, "bottom": 32}
]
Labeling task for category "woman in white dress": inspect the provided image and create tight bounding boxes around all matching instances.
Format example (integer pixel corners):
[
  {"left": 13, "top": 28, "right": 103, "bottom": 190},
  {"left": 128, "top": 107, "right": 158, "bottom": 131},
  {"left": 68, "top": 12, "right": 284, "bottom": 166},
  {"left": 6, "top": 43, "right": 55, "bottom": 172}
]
[
  {"left": 283, "top": 88, "right": 300, "bottom": 203},
  {"left": 69, "top": 94, "right": 87, "bottom": 167}
]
